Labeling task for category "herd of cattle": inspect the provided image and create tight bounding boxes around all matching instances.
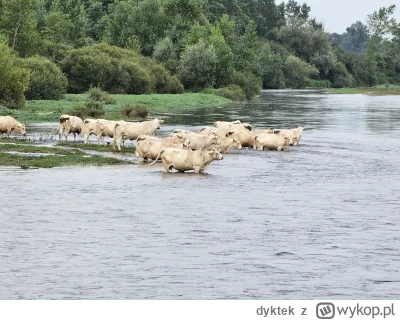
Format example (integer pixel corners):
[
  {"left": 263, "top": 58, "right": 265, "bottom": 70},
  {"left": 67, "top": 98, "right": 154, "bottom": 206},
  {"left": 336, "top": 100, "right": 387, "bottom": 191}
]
[{"left": 0, "top": 114, "right": 305, "bottom": 173}]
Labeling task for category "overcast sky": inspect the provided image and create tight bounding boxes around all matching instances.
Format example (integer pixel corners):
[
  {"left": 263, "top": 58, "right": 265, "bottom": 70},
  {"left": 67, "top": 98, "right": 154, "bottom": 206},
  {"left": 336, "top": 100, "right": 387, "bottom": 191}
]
[{"left": 280, "top": 0, "right": 400, "bottom": 33}]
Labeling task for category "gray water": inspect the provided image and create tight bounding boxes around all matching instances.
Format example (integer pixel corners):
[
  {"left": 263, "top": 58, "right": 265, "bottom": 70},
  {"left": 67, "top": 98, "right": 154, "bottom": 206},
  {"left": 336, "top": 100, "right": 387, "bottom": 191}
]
[{"left": 1, "top": 90, "right": 399, "bottom": 299}]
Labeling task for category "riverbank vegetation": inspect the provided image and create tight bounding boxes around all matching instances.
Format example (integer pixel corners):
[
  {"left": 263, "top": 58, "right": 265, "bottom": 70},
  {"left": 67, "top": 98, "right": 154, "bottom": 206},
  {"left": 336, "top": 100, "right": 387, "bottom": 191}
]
[
  {"left": 0, "top": 140, "right": 131, "bottom": 168},
  {"left": 327, "top": 85, "right": 400, "bottom": 95},
  {"left": 0, "top": 139, "right": 130, "bottom": 169},
  {"left": 1, "top": 0, "right": 400, "bottom": 112},
  {"left": 0, "top": 92, "right": 231, "bottom": 123}
]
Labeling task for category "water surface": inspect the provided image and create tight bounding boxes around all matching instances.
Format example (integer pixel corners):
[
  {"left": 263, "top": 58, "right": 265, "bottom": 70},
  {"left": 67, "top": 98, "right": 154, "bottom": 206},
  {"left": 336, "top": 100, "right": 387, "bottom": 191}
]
[{"left": 1, "top": 90, "right": 399, "bottom": 299}]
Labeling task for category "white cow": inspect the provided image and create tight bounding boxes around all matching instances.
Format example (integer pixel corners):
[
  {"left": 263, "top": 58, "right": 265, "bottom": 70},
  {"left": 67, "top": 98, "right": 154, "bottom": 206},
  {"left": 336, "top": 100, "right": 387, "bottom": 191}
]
[
  {"left": 253, "top": 132, "right": 290, "bottom": 151},
  {"left": 113, "top": 118, "right": 164, "bottom": 151},
  {"left": 57, "top": 115, "right": 83, "bottom": 142},
  {"left": 0, "top": 116, "right": 26, "bottom": 138},
  {"left": 81, "top": 119, "right": 98, "bottom": 144},
  {"left": 150, "top": 147, "right": 224, "bottom": 173}
]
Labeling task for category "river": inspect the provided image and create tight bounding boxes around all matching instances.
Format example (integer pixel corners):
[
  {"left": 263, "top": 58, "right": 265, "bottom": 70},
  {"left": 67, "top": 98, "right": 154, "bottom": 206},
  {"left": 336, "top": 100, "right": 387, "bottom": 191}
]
[{"left": 1, "top": 90, "right": 399, "bottom": 299}]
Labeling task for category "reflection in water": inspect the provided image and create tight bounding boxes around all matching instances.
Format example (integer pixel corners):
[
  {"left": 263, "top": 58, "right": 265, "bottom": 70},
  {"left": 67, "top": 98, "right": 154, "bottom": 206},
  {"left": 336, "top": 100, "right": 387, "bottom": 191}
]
[{"left": 1, "top": 90, "right": 400, "bottom": 299}]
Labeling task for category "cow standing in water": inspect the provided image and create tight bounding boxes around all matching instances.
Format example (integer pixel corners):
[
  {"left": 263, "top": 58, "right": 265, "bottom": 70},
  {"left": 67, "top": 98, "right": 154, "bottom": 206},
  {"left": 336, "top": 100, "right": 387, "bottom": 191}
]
[{"left": 0, "top": 116, "right": 26, "bottom": 138}]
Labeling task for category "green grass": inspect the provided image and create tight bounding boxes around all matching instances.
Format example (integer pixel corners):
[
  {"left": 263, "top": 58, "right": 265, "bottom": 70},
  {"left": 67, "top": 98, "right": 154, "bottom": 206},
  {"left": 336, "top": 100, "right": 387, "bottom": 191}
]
[
  {"left": 56, "top": 142, "right": 136, "bottom": 153},
  {"left": 327, "top": 84, "right": 400, "bottom": 95},
  {"left": 0, "top": 93, "right": 231, "bottom": 123},
  {"left": 0, "top": 142, "right": 131, "bottom": 168}
]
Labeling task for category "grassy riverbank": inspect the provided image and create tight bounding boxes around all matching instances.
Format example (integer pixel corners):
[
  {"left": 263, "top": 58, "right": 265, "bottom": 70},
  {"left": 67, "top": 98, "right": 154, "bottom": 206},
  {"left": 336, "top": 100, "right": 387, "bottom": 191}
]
[
  {"left": 0, "top": 139, "right": 131, "bottom": 168},
  {"left": 0, "top": 93, "right": 231, "bottom": 123},
  {"left": 326, "top": 84, "right": 400, "bottom": 95}
]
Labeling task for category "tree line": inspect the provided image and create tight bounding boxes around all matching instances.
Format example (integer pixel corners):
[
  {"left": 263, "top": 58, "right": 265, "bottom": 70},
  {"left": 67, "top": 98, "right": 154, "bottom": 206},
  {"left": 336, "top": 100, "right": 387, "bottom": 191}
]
[{"left": 1, "top": 0, "right": 399, "bottom": 108}]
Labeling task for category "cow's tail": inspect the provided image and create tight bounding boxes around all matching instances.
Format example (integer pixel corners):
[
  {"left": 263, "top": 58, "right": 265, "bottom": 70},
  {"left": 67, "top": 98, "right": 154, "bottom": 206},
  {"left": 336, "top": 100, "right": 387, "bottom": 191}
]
[
  {"left": 136, "top": 141, "right": 146, "bottom": 158},
  {"left": 149, "top": 148, "right": 165, "bottom": 166}
]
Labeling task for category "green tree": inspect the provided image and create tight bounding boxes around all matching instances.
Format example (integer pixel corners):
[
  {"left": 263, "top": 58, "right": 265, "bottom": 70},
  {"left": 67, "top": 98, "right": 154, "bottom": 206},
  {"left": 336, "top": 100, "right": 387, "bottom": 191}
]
[
  {"left": 327, "top": 61, "right": 354, "bottom": 88},
  {"left": 0, "top": 41, "right": 30, "bottom": 108},
  {"left": 209, "top": 25, "right": 234, "bottom": 87},
  {"left": 152, "top": 36, "right": 179, "bottom": 73},
  {"left": 284, "top": 55, "right": 318, "bottom": 88},
  {"left": 106, "top": 0, "right": 166, "bottom": 55},
  {"left": 51, "top": 0, "right": 90, "bottom": 47},
  {"left": 258, "top": 43, "right": 285, "bottom": 88},
  {"left": 233, "top": 20, "right": 259, "bottom": 73},
  {"left": 41, "top": 11, "right": 73, "bottom": 61},
  {"left": 178, "top": 40, "right": 217, "bottom": 90},
  {"left": 0, "top": 0, "right": 41, "bottom": 56}
]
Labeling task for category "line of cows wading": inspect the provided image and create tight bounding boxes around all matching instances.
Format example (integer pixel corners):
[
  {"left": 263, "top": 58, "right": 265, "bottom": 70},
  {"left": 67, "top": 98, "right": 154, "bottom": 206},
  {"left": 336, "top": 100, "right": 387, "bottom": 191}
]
[{"left": 1, "top": 115, "right": 305, "bottom": 174}]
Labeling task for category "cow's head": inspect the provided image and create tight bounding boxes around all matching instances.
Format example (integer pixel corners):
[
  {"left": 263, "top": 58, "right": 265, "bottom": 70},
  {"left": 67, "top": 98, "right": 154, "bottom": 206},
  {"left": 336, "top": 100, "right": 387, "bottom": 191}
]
[
  {"left": 231, "top": 138, "right": 242, "bottom": 150},
  {"left": 232, "top": 120, "right": 241, "bottom": 124},
  {"left": 265, "top": 128, "right": 273, "bottom": 134},
  {"left": 17, "top": 123, "right": 26, "bottom": 136},
  {"left": 209, "top": 148, "right": 223, "bottom": 161},
  {"left": 155, "top": 118, "right": 164, "bottom": 128}
]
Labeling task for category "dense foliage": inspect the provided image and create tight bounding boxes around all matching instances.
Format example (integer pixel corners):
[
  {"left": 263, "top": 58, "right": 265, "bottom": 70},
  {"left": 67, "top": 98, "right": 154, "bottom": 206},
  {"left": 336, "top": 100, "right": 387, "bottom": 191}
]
[
  {"left": 20, "top": 56, "right": 68, "bottom": 100},
  {"left": 0, "top": 0, "right": 399, "bottom": 107}
]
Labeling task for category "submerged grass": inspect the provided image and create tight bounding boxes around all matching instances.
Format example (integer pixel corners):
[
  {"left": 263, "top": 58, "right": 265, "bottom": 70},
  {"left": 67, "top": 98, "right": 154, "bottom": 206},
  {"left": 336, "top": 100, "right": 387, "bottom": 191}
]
[
  {"left": 57, "top": 142, "right": 136, "bottom": 154},
  {"left": 0, "top": 93, "right": 231, "bottom": 123},
  {"left": 327, "top": 84, "right": 400, "bottom": 95},
  {"left": 0, "top": 142, "right": 131, "bottom": 168}
]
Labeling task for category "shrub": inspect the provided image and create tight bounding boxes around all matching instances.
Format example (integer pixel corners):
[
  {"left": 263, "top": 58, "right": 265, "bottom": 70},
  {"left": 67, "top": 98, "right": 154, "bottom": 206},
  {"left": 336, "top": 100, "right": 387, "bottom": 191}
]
[
  {"left": 60, "top": 43, "right": 183, "bottom": 94},
  {"left": 204, "top": 85, "right": 246, "bottom": 101},
  {"left": 284, "top": 55, "right": 319, "bottom": 89},
  {"left": 20, "top": 56, "right": 68, "bottom": 100},
  {"left": 121, "top": 104, "right": 148, "bottom": 119},
  {"left": 232, "top": 71, "right": 262, "bottom": 100},
  {"left": 86, "top": 87, "right": 117, "bottom": 104},
  {"left": 68, "top": 104, "right": 88, "bottom": 119},
  {"left": 68, "top": 100, "right": 105, "bottom": 119},
  {"left": 327, "top": 62, "right": 354, "bottom": 88},
  {"left": 0, "top": 42, "right": 30, "bottom": 109},
  {"left": 310, "top": 79, "right": 332, "bottom": 88},
  {"left": 85, "top": 100, "right": 105, "bottom": 118}
]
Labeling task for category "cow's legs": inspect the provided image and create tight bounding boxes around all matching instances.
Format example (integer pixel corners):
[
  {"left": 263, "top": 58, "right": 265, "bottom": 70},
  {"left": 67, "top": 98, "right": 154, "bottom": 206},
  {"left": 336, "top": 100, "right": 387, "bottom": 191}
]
[
  {"left": 194, "top": 166, "right": 201, "bottom": 174},
  {"left": 73, "top": 133, "right": 76, "bottom": 142},
  {"left": 161, "top": 159, "right": 170, "bottom": 173}
]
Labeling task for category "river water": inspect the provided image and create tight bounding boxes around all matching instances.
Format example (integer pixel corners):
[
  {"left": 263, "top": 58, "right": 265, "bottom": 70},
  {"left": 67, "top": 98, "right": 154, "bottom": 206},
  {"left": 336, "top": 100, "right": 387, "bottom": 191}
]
[{"left": 1, "top": 90, "right": 399, "bottom": 299}]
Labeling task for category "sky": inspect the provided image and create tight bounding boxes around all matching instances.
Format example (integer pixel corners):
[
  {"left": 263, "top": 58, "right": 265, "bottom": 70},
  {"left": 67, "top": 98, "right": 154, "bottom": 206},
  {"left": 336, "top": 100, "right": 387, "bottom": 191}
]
[{"left": 279, "top": 0, "right": 400, "bottom": 33}]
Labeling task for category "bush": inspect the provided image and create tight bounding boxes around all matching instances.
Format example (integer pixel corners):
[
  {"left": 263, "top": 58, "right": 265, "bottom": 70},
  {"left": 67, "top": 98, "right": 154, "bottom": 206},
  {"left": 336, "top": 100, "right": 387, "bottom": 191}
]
[
  {"left": 86, "top": 87, "right": 116, "bottom": 104},
  {"left": 328, "top": 62, "right": 354, "bottom": 88},
  {"left": 60, "top": 43, "right": 183, "bottom": 94},
  {"left": 0, "top": 42, "right": 30, "bottom": 109},
  {"left": 284, "top": 55, "right": 319, "bottom": 89},
  {"left": 121, "top": 104, "right": 149, "bottom": 119},
  {"left": 68, "top": 100, "right": 105, "bottom": 119},
  {"left": 178, "top": 40, "right": 217, "bottom": 90},
  {"left": 232, "top": 71, "right": 262, "bottom": 100},
  {"left": 204, "top": 85, "right": 246, "bottom": 101},
  {"left": 68, "top": 104, "right": 88, "bottom": 119},
  {"left": 20, "top": 56, "right": 68, "bottom": 100},
  {"left": 310, "top": 79, "right": 332, "bottom": 88},
  {"left": 85, "top": 100, "right": 105, "bottom": 118}
]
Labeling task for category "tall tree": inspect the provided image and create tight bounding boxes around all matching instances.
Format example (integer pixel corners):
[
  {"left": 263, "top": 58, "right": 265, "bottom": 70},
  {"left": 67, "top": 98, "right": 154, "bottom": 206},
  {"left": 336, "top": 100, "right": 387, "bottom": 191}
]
[{"left": 0, "top": 0, "right": 41, "bottom": 56}]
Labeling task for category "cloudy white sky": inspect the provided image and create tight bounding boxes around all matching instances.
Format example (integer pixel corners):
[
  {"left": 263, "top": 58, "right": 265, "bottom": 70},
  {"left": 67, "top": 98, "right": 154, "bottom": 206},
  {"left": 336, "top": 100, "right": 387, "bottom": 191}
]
[{"left": 279, "top": 0, "right": 400, "bottom": 33}]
